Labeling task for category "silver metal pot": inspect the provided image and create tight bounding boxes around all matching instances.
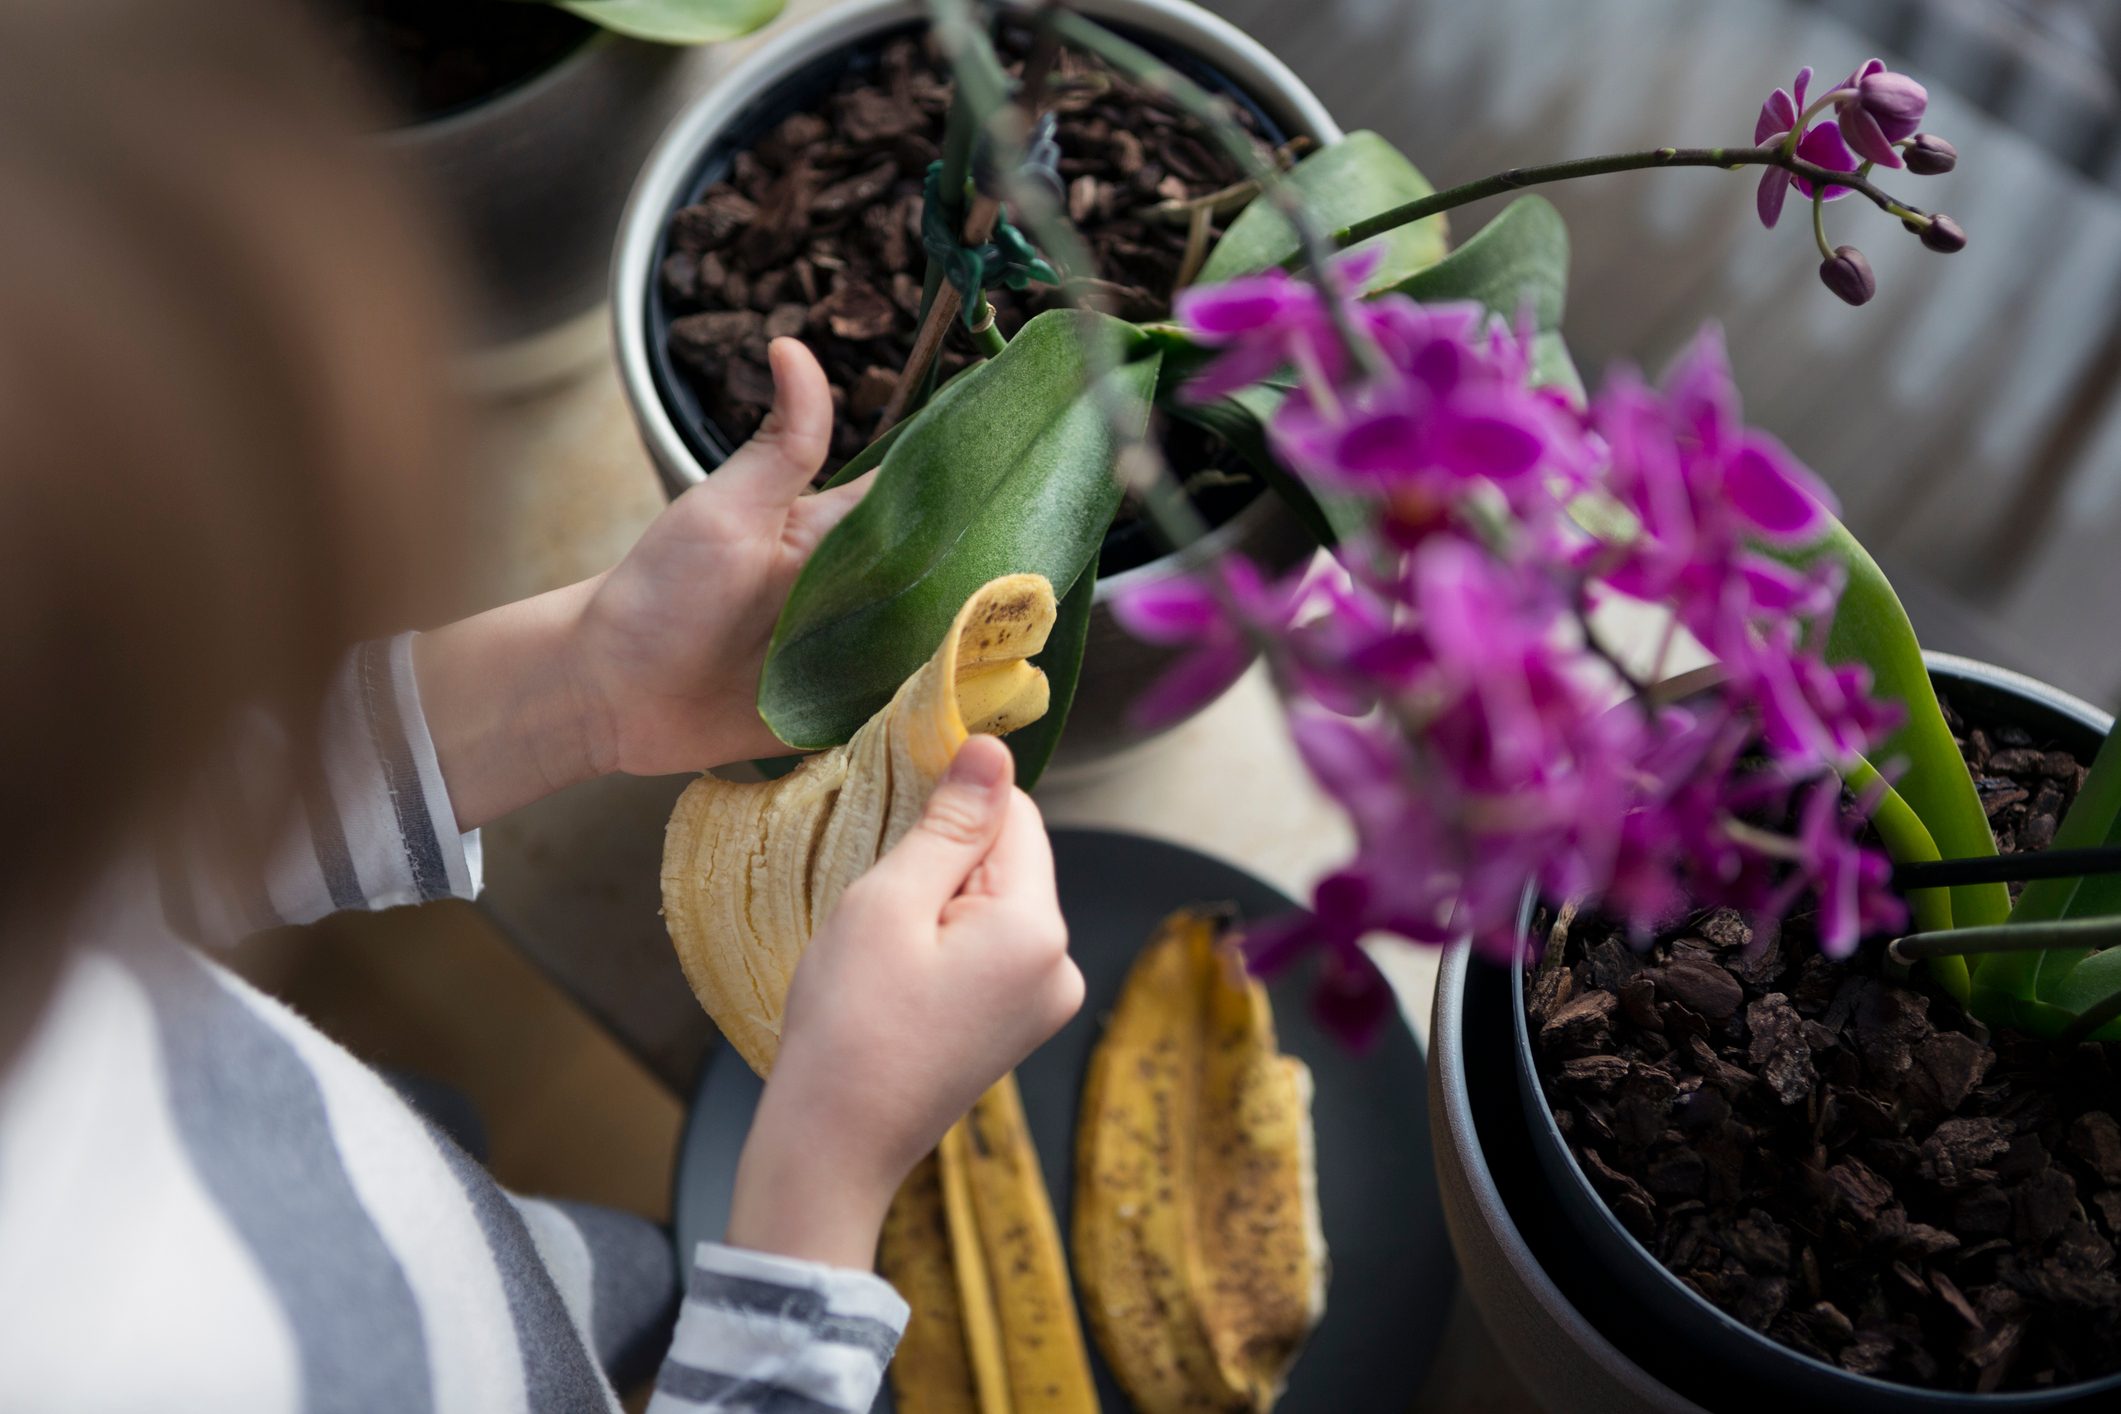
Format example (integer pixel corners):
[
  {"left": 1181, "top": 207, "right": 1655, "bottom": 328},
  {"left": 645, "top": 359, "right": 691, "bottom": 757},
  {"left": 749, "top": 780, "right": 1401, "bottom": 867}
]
[
  {"left": 386, "top": 30, "right": 715, "bottom": 375},
  {"left": 610, "top": 0, "right": 1338, "bottom": 762}
]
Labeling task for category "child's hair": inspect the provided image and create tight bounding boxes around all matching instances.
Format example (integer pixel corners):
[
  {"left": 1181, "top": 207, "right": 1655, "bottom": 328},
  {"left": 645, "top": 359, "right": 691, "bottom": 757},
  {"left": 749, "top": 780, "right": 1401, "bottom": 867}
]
[{"left": 0, "top": 0, "right": 467, "bottom": 1005}]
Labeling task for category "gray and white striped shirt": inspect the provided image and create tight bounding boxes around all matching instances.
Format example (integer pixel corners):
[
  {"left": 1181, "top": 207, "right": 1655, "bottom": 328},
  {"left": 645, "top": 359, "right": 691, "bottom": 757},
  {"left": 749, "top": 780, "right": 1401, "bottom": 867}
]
[{"left": 0, "top": 635, "right": 906, "bottom": 1413}]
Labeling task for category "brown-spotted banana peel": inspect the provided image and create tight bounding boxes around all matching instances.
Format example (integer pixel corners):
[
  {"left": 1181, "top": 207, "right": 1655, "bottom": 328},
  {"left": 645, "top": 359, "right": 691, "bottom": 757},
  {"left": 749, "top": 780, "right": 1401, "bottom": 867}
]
[
  {"left": 660, "top": 573, "right": 1057, "bottom": 1076},
  {"left": 1073, "top": 907, "right": 1327, "bottom": 1414},
  {"left": 879, "top": 1074, "right": 1101, "bottom": 1414}
]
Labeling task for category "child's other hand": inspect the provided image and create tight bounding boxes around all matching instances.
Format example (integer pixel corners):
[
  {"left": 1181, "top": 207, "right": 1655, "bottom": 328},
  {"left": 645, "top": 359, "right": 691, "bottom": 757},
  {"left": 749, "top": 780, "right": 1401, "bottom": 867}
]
[
  {"left": 723, "top": 736, "right": 1083, "bottom": 1270},
  {"left": 574, "top": 337, "right": 868, "bottom": 776},
  {"left": 414, "top": 339, "right": 867, "bottom": 829}
]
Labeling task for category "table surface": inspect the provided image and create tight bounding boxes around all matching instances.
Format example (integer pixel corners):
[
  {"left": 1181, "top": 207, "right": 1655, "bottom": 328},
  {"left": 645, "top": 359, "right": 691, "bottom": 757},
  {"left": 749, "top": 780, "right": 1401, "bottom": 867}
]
[{"left": 463, "top": 4, "right": 2115, "bottom": 1408}]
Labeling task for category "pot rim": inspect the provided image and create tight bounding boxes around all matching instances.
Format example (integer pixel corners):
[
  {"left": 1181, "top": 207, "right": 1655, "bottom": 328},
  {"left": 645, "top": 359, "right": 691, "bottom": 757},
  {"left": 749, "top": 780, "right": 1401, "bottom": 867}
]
[
  {"left": 376, "top": 24, "right": 620, "bottom": 145},
  {"left": 608, "top": 0, "right": 1344, "bottom": 598},
  {"left": 1508, "top": 651, "right": 2121, "bottom": 1406}
]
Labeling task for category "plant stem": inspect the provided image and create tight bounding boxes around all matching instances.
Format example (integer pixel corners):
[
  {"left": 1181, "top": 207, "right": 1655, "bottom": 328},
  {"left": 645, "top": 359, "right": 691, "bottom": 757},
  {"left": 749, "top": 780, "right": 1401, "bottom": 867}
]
[
  {"left": 967, "top": 298, "right": 1007, "bottom": 356},
  {"left": 1892, "top": 845, "right": 2121, "bottom": 892},
  {"left": 1307, "top": 145, "right": 1935, "bottom": 260},
  {"left": 1888, "top": 914, "right": 2121, "bottom": 965},
  {"left": 875, "top": 15, "right": 1060, "bottom": 435}
]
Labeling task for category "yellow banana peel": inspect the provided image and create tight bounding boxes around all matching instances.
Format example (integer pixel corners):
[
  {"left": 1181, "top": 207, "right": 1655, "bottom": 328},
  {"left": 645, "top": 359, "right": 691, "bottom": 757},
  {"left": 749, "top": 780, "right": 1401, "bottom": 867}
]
[
  {"left": 882, "top": 1075, "right": 1099, "bottom": 1414},
  {"left": 1073, "top": 908, "right": 1326, "bottom": 1414},
  {"left": 661, "top": 573, "right": 1057, "bottom": 1075}
]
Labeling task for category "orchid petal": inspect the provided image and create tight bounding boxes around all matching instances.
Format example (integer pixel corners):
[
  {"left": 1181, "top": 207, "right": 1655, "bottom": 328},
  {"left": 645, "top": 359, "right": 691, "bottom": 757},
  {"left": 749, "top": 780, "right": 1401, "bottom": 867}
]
[
  {"left": 1126, "top": 642, "right": 1250, "bottom": 731},
  {"left": 1110, "top": 574, "right": 1224, "bottom": 644},
  {"left": 1723, "top": 435, "right": 1836, "bottom": 543},
  {"left": 1756, "top": 167, "right": 1790, "bottom": 228}
]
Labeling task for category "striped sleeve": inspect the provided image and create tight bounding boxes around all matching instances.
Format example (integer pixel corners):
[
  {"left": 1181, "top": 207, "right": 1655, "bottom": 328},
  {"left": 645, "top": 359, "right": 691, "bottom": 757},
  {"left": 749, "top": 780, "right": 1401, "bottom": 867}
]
[
  {"left": 168, "top": 633, "right": 483, "bottom": 941},
  {"left": 647, "top": 1243, "right": 909, "bottom": 1414}
]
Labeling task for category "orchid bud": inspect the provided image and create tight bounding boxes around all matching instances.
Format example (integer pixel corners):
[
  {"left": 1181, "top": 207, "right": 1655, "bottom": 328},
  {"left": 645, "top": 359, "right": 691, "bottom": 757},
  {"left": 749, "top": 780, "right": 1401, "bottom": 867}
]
[
  {"left": 1819, "top": 245, "right": 1876, "bottom": 305},
  {"left": 1903, "top": 133, "right": 1957, "bottom": 175},
  {"left": 1835, "top": 61, "right": 1928, "bottom": 166},
  {"left": 1919, "top": 214, "right": 1966, "bottom": 253}
]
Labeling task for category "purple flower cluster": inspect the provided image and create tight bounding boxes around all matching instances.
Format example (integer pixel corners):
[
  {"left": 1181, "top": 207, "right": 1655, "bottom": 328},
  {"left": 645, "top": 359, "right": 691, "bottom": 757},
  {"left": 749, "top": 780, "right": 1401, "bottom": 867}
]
[
  {"left": 1122, "top": 265, "right": 1908, "bottom": 1045},
  {"left": 1752, "top": 59, "right": 1960, "bottom": 304}
]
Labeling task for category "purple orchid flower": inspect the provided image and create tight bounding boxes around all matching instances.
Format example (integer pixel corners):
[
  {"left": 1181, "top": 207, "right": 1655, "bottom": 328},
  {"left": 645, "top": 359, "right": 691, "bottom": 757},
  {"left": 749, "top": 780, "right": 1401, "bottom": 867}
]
[
  {"left": 1140, "top": 242, "right": 1906, "bottom": 1044},
  {"left": 1835, "top": 58, "right": 1927, "bottom": 168}
]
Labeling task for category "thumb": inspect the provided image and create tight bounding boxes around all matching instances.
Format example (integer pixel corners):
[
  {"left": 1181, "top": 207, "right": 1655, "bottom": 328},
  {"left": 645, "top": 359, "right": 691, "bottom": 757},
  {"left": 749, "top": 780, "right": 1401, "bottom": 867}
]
[
  {"left": 720, "top": 338, "right": 833, "bottom": 504},
  {"left": 870, "top": 736, "right": 1015, "bottom": 912}
]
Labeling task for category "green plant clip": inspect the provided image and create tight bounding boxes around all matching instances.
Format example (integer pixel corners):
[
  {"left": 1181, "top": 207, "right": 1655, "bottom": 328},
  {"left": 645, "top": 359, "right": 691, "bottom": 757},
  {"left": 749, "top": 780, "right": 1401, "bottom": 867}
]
[{"left": 920, "top": 163, "right": 1059, "bottom": 327}]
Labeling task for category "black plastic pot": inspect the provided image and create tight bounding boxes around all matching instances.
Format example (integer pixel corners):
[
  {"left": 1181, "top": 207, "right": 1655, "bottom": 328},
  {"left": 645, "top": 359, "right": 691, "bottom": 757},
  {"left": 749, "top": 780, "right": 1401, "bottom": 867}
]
[{"left": 1505, "top": 652, "right": 2121, "bottom": 1410}]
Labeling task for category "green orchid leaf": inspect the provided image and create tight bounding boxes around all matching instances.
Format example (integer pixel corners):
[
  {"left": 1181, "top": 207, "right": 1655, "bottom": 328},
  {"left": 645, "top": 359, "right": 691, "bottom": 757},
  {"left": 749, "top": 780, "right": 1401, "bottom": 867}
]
[
  {"left": 819, "top": 360, "right": 986, "bottom": 493},
  {"left": 2016, "top": 719, "right": 2121, "bottom": 924},
  {"left": 2041, "top": 944, "right": 2121, "bottom": 1024},
  {"left": 556, "top": 0, "right": 785, "bottom": 44},
  {"left": 1199, "top": 131, "right": 1449, "bottom": 293},
  {"left": 1802, "top": 523, "right": 2009, "bottom": 932},
  {"left": 2006, "top": 718, "right": 2121, "bottom": 1007},
  {"left": 760, "top": 310, "right": 1154, "bottom": 749},
  {"left": 1381, "top": 194, "right": 1568, "bottom": 329},
  {"left": 1003, "top": 557, "right": 1096, "bottom": 792},
  {"left": 1846, "top": 755, "right": 1964, "bottom": 1000}
]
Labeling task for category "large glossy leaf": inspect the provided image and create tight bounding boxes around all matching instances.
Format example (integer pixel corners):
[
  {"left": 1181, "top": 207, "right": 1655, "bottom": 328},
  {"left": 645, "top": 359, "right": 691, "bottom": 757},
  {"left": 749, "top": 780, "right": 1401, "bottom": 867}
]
[
  {"left": 1382, "top": 195, "right": 1568, "bottom": 329},
  {"left": 1198, "top": 131, "right": 1448, "bottom": 292},
  {"left": 760, "top": 310, "right": 1154, "bottom": 749},
  {"left": 556, "top": 0, "right": 785, "bottom": 43},
  {"left": 819, "top": 360, "right": 985, "bottom": 492},
  {"left": 1004, "top": 558, "right": 1096, "bottom": 792},
  {"left": 1803, "top": 522, "right": 2010, "bottom": 930}
]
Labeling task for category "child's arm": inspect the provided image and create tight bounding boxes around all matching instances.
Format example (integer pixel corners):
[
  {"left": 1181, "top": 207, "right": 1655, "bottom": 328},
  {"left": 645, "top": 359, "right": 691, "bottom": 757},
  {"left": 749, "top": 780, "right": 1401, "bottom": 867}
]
[
  {"left": 413, "top": 338, "right": 871, "bottom": 831},
  {"left": 651, "top": 736, "right": 1083, "bottom": 1412},
  {"left": 164, "top": 340, "right": 852, "bottom": 937}
]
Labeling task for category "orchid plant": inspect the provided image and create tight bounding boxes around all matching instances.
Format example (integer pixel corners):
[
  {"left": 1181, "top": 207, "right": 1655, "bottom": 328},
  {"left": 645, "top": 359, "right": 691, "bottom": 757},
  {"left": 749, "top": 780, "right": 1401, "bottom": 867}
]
[
  {"left": 751, "top": 2, "right": 2121, "bottom": 1048},
  {"left": 1121, "top": 55, "right": 2121, "bottom": 1048}
]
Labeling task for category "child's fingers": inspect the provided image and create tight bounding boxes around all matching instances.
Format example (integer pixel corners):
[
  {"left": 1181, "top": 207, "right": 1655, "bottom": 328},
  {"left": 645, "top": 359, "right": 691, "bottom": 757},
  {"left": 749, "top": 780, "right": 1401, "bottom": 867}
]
[
  {"left": 790, "top": 467, "right": 876, "bottom": 546},
  {"left": 956, "top": 789, "right": 1057, "bottom": 911},
  {"left": 719, "top": 338, "right": 833, "bottom": 505},
  {"left": 863, "top": 735, "right": 1014, "bottom": 916}
]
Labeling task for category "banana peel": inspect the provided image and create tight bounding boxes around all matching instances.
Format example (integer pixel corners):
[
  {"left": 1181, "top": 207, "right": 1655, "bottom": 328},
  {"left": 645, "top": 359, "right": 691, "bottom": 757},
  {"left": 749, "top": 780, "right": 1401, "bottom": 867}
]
[
  {"left": 878, "top": 1152, "right": 981, "bottom": 1414},
  {"left": 879, "top": 1075, "right": 1100, "bottom": 1414},
  {"left": 1073, "top": 908, "right": 1326, "bottom": 1414},
  {"left": 660, "top": 573, "right": 1057, "bottom": 1075}
]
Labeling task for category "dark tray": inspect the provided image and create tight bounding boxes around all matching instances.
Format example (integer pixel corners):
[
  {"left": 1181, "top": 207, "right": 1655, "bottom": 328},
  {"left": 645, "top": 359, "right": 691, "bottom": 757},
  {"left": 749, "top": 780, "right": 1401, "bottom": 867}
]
[{"left": 672, "top": 825, "right": 1454, "bottom": 1411}]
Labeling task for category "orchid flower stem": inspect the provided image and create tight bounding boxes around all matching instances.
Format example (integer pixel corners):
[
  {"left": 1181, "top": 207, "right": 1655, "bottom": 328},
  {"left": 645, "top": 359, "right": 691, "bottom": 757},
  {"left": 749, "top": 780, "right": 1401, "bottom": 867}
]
[
  {"left": 1888, "top": 915, "right": 2121, "bottom": 966},
  {"left": 967, "top": 298, "right": 1007, "bottom": 356},
  {"left": 1811, "top": 192, "right": 1834, "bottom": 261},
  {"left": 1794, "top": 86, "right": 1858, "bottom": 134},
  {"left": 1311, "top": 144, "right": 1932, "bottom": 259},
  {"left": 1891, "top": 844, "right": 2121, "bottom": 891}
]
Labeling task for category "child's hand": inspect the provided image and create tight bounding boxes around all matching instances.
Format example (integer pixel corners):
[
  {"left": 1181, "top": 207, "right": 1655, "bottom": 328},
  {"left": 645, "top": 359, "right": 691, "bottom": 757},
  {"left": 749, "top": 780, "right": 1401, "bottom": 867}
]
[
  {"left": 572, "top": 337, "right": 869, "bottom": 777},
  {"left": 414, "top": 338, "right": 869, "bottom": 828},
  {"left": 723, "top": 736, "right": 1084, "bottom": 1270}
]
